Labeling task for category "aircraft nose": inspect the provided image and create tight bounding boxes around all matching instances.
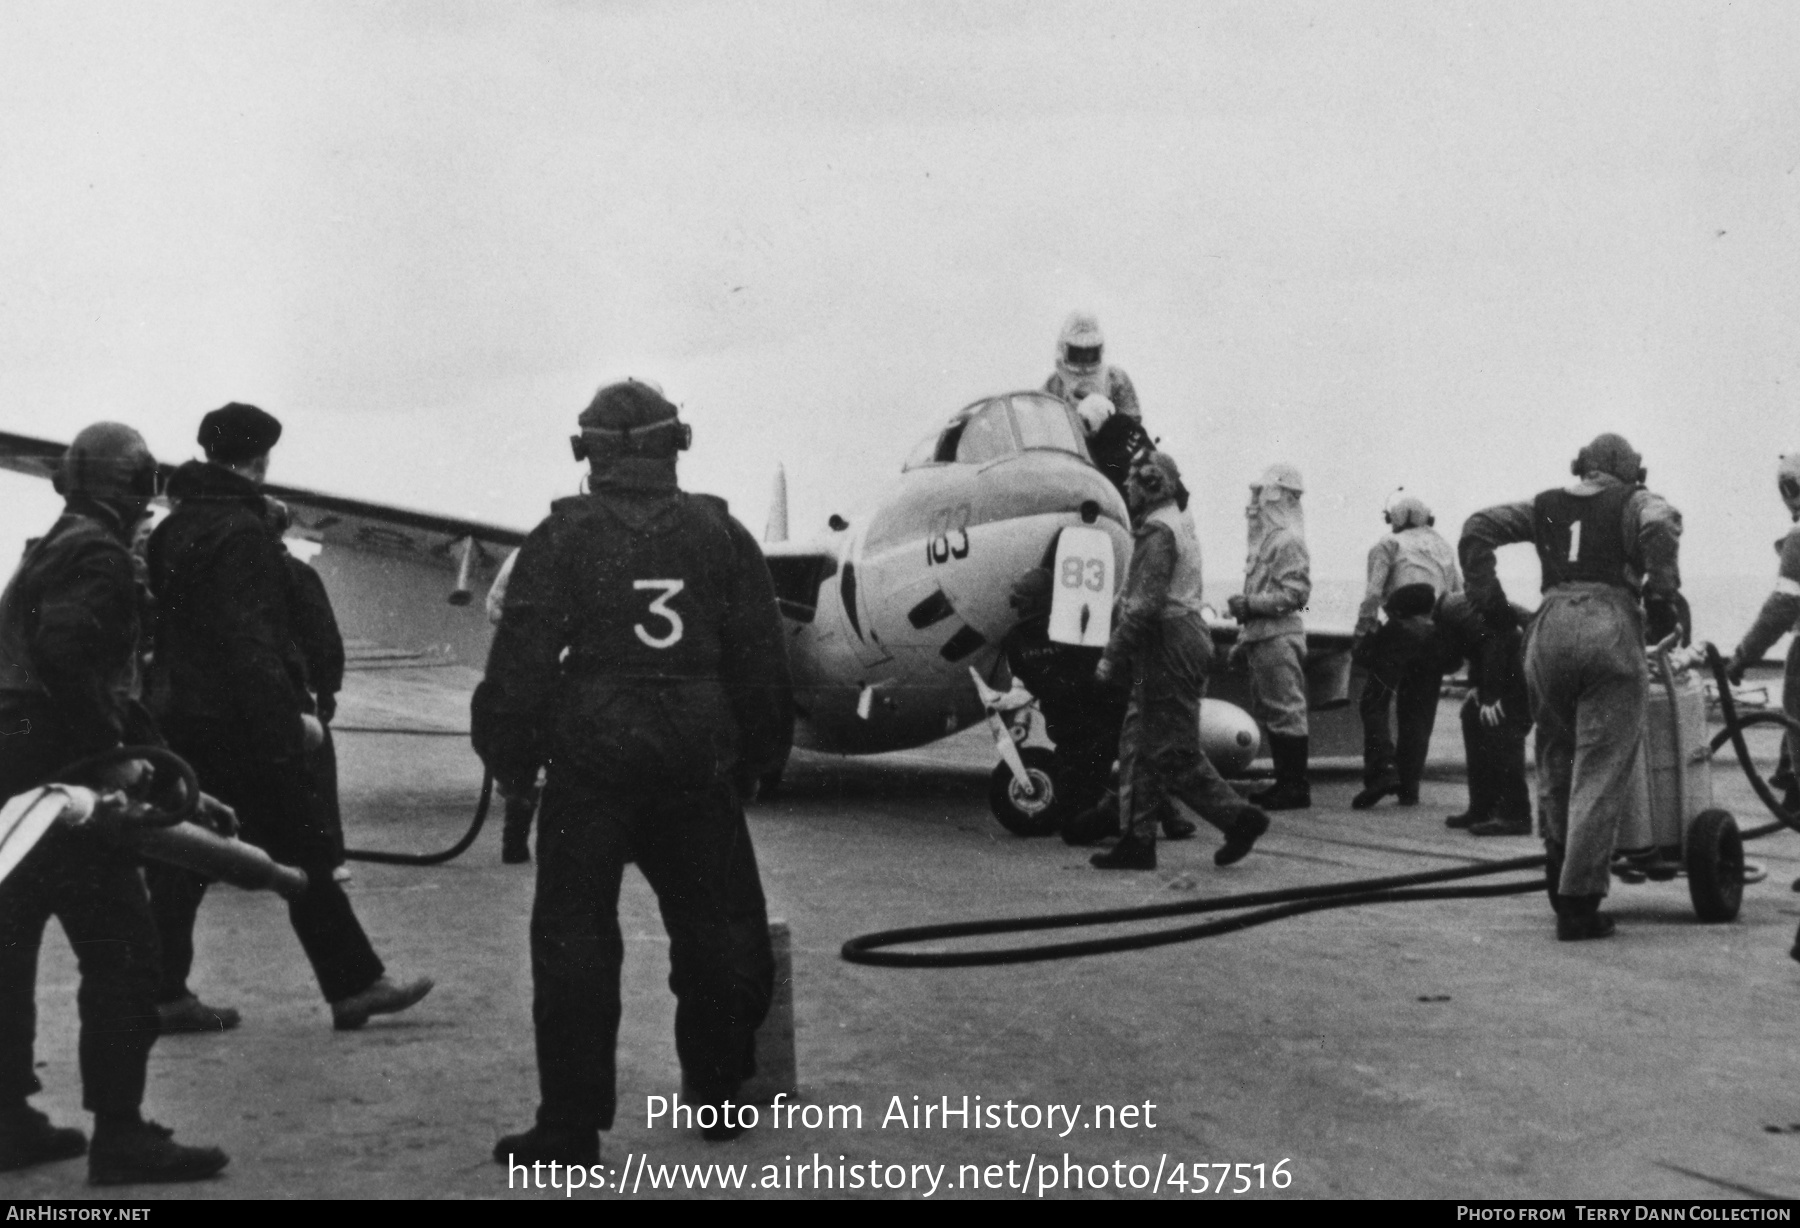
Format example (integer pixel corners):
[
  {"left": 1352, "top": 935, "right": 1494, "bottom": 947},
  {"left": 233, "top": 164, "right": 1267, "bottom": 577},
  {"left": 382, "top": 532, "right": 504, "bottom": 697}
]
[{"left": 973, "top": 449, "right": 1129, "bottom": 529}]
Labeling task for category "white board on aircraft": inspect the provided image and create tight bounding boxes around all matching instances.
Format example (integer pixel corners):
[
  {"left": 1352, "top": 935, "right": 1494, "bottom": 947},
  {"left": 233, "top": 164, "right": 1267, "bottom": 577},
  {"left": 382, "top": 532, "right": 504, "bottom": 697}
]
[{"left": 1048, "top": 525, "right": 1114, "bottom": 647}]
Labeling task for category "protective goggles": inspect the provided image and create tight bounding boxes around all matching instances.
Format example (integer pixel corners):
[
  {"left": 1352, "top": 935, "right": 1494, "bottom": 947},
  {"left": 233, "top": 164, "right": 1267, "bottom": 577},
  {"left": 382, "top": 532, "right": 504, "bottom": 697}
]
[
  {"left": 1780, "top": 475, "right": 1800, "bottom": 502},
  {"left": 1061, "top": 344, "right": 1103, "bottom": 368},
  {"left": 570, "top": 417, "right": 693, "bottom": 461}
]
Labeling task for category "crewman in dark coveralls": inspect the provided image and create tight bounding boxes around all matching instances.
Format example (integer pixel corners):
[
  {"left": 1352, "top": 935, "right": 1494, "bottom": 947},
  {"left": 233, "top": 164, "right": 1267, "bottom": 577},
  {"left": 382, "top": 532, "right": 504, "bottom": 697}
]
[
  {"left": 1089, "top": 452, "right": 1271, "bottom": 871},
  {"left": 474, "top": 379, "right": 793, "bottom": 1166},
  {"left": 1435, "top": 593, "right": 1534, "bottom": 835},
  {"left": 0, "top": 423, "right": 227, "bottom": 1183},
  {"left": 145, "top": 404, "right": 432, "bottom": 1028},
  {"left": 1462, "top": 433, "right": 1682, "bottom": 940}
]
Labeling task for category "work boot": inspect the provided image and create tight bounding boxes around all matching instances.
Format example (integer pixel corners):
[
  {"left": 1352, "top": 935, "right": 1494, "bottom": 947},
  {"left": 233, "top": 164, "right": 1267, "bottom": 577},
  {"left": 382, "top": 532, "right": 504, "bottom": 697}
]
[
  {"left": 1256, "top": 735, "right": 1310, "bottom": 811},
  {"left": 501, "top": 830, "right": 531, "bottom": 865},
  {"left": 1445, "top": 809, "right": 1486, "bottom": 829},
  {"left": 331, "top": 975, "right": 434, "bottom": 1031},
  {"left": 1061, "top": 799, "right": 1120, "bottom": 846},
  {"left": 1469, "top": 814, "right": 1532, "bottom": 837},
  {"left": 156, "top": 994, "right": 241, "bottom": 1034},
  {"left": 493, "top": 1123, "right": 600, "bottom": 1166},
  {"left": 1351, "top": 771, "right": 1399, "bottom": 810},
  {"left": 88, "top": 1118, "right": 227, "bottom": 1186},
  {"left": 1090, "top": 833, "right": 1156, "bottom": 870},
  {"left": 1395, "top": 787, "right": 1420, "bottom": 807},
  {"left": 1214, "top": 808, "right": 1271, "bottom": 867},
  {"left": 1161, "top": 814, "right": 1198, "bottom": 840},
  {"left": 1555, "top": 895, "right": 1616, "bottom": 942},
  {"left": 0, "top": 1105, "right": 86, "bottom": 1171},
  {"left": 1790, "top": 920, "right": 1800, "bottom": 965}
]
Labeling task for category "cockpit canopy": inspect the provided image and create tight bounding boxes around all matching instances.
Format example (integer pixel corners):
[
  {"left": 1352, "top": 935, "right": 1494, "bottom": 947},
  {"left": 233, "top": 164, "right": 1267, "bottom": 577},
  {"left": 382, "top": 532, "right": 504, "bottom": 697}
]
[{"left": 902, "top": 392, "right": 1090, "bottom": 471}]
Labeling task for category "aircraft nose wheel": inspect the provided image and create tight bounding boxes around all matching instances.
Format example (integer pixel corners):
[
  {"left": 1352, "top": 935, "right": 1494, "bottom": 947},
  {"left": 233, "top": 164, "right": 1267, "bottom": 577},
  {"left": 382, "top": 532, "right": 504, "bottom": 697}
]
[
  {"left": 989, "top": 747, "right": 1064, "bottom": 837},
  {"left": 1686, "top": 808, "right": 1744, "bottom": 923}
]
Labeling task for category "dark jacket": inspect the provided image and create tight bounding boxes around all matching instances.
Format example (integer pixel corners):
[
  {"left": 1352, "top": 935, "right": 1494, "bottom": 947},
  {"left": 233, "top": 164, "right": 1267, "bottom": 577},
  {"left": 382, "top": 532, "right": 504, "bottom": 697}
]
[
  {"left": 472, "top": 458, "right": 794, "bottom": 793},
  {"left": 284, "top": 555, "right": 345, "bottom": 710},
  {"left": 0, "top": 497, "right": 155, "bottom": 757},
  {"left": 1435, "top": 592, "right": 1530, "bottom": 725},
  {"left": 147, "top": 462, "right": 306, "bottom": 762},
  {"left": 1087, "top": 414, "right": 1153, "bottom": 497}
]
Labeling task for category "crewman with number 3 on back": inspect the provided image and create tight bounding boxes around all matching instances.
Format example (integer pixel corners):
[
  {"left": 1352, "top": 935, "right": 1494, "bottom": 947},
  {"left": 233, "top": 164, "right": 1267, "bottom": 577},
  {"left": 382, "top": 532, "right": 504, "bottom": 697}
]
[{"left": 474, "top": 379, "right": 793, "bottom": 1167}]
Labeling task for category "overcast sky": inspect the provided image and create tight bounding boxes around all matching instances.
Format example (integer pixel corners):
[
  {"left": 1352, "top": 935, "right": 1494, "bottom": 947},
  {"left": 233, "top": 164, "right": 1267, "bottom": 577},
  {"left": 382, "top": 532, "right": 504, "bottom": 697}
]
[{"left": 3, "top": 2, "right": 1797, "bottom": 619}]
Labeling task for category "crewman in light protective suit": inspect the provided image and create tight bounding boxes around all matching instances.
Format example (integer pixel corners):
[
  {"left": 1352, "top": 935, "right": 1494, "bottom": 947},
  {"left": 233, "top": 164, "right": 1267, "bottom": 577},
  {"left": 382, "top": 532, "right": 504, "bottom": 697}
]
[
  {"left": 1726, "top": 454, "right": 1800, "bottom": 929},
  {"left": 1351, "top": 493, "right": 1462, "bottom": 810},
  {"left": 1091, "top": 452, "right": 1272, "bottom": 870},
  {"left": 1461, "top": 433, "right": 1683, "bottom": 941},
  {"left": 1045, "top": 312, "right": 1140, "bottom": 420},
  {"left": 1226, "top": 464, "right": 1313, "bottom": 810}
]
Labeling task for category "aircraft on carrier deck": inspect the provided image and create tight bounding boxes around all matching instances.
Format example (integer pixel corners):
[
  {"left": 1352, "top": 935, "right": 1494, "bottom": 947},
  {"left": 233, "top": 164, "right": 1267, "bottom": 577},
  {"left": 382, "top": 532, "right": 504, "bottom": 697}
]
[{"left": 0, "top": 401, "right": 1359, "bottom": 828}]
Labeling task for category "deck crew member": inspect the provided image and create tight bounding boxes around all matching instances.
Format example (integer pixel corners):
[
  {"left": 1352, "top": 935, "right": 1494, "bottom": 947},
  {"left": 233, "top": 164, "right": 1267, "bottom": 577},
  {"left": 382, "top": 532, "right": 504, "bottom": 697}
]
[
  {"left": 1351, "top": 493, "right": 1462, "bottom": 810},
  {"left": 145, "top": 404, "right": 433, "bottom": 1027},
  {"left": 1075, "top": 394, "right": 1154, "bottom": 500},
  {"left": 475, "top": 379, "right": 792, "bottom": 1165},
  {"left": 1091, "top": 452, "right": 1271, "bottom": 870},
  {"left": 1045, "top": 312, "right": 1140, "bottom": 420},
  {"left": 484, "top": 547, "right": 539, "bottom": 864},
  {"left": 1461, "top": 432, "right": 1682, "bottom": 940},
  {"left": 0, "top": 424, "right": 227, "bottom": 1184},
  {"left": 1227, "top": 464, "right": 1312, "bottom": 810},
  {"left": 1435, "top": 594, "right": 1534, "bottom": 836}
]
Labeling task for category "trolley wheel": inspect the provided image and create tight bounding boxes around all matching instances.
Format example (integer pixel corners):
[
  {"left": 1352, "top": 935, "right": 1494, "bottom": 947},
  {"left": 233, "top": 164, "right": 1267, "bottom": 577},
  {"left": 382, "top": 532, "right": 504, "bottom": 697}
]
[
  {"left": 1686, "top": 808, "right": 1744, "bottom": 923},
  {"left": 988, "top": 747, "right": 1064, "bottom": 837}
]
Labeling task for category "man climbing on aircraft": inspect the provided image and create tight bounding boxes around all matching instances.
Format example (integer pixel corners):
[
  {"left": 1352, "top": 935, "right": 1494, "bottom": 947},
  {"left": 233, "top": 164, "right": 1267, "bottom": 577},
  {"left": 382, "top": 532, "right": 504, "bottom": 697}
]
[
  {"left": 1045, "top": 312, "right": 1140, "bottom": 420},
  {"left": 1074, "top": 394, "right": 1153, "bottom": 499},
  {"left": 1091, "top": 451, "right": 1270, "bottom": 871}
]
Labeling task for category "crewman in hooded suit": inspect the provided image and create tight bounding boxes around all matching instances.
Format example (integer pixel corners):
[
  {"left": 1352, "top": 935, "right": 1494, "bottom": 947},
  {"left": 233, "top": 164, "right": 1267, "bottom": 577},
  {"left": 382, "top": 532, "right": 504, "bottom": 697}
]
[
  {"left": 474, "top": 379, "right": 793, "bottom": 1166},
  {"left": 1227, "top": 464, "right": 1313, "bottom": 810},
  {"left": 1461, "top": 432, "right": 1683, "bottom": 941},
  {"left": 146, "top": 403, "right": 433, "bottom": 1028},
  {"left": 1044, "top": 312, "right": 1140, "bottom": 419},
  {"left": 1351, "top": 493, "right": 1462, "bottom": 810},
  {"left": 0, "top": 424, "right": 228, "bottom": 1184},
  {"left": 1090, "top": 452, "right": 1271, "bottom": 870}
]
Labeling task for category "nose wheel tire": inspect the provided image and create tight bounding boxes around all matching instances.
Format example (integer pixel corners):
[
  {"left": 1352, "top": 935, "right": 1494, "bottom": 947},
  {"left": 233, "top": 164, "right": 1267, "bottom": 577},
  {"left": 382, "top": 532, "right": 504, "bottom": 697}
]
[
  {"left": 1686, "top": 808, "right": 1744, "bottom": 923},
  {"left": 989, "top": 747, "right": 1065, "bottom": 837}
]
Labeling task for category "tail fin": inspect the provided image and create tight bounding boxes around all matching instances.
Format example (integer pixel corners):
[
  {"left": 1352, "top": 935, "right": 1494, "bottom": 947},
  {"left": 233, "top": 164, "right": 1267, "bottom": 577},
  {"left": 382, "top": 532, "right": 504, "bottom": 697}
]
[{"left": 765, "top": 464, "right": 788, "bottom": 543}]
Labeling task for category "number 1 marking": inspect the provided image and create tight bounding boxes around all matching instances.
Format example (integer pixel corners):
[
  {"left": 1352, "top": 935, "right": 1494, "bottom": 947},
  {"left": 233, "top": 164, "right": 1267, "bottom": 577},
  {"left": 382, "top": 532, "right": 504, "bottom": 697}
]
[{"left": 1567, "top": 520, "right": 1582, "bottom": 563}]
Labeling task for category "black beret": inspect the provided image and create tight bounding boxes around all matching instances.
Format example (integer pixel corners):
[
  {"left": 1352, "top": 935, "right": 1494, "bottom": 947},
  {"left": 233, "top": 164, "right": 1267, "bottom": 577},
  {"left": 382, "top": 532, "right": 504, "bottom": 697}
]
[{"left": 198, "top": 402, "right": 282, "bottom": 463}]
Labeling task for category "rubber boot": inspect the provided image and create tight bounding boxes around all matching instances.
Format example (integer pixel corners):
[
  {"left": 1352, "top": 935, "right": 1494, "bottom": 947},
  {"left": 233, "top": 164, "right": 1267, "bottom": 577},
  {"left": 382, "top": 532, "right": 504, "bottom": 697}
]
[
  {"left": 1090, "top": 832, "right": 1156, "bottom": 870},
  {"left": 1161, "top": 813, "right": 1198, "bottom": 840},
  {"left": 1257, "top": 735, "right": 1311, "bottom": 811},
  {"left": 1555, "top": 895, "right": 1615, "bottom": 942},
  {"left": 1447, "top": 703, "right": 1492, "bottom": 828}
]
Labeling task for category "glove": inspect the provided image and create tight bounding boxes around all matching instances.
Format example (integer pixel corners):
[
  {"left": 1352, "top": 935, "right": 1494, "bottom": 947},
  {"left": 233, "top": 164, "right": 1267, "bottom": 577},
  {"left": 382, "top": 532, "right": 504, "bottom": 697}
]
[
  {"left": 1726, "top": 652, "right": 1748, "bottom": 687},
  {"left": 1226, "top": 640, "right": 1248, "bottom": 672},
  {"left": 316, "top": 693, "right": 337, "bottom": 725},
  {"left": 1094, "top": 658, "right": 1117, "bottom": 687},
  {"left": 196, "top": 792, "right": 239, "bottom": 837},
  {"left": 1479, "top": 699, "right": 1506, "bottom": 729},
  {"left": 1226, "top": 594, "right": 1250, "bottom": 622},
  {"left": 300, "top": 714, "right": 325, "bottom": 752},
  {"left": 1644, "top": 595, "right": 1679, "bottom": 645}
]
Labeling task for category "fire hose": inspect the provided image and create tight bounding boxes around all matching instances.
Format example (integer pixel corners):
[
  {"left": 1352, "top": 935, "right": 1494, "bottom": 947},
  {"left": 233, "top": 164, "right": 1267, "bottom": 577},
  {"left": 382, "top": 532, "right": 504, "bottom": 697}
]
[
  {"left": 0, "top": 745, "right": 308, "bottom": 900},
  {"left": 841, "top": 642, "right": 1800, "bottom": 968}
]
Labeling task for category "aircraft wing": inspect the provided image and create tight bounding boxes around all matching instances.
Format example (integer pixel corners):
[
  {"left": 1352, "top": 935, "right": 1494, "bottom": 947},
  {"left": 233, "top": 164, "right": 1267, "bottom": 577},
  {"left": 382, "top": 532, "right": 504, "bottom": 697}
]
[{"left": 0, "top": 428, "right": 525, "bottom": 667}]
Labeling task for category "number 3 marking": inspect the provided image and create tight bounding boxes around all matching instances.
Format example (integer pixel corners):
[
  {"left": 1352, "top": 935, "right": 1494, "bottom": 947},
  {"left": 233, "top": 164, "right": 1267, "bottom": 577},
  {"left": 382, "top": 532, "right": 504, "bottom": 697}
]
[{"left": 633, "top": 579, "right": 685, "bottom": 648}]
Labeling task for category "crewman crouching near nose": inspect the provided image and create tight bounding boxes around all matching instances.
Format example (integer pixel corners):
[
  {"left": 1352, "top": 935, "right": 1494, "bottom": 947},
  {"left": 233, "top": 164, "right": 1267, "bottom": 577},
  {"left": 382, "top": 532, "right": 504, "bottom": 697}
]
[
  {"left": 0, "top": 424, "right": 227, "bottom": 1184},
  {"left": 475, "top": 379, "right": 793, "bottom": 1165},
  {"left": 1435, "top": 593, "right": 1534, "bottom": 836},
  {"left": 1090, "top": 452, "right": 1271, "bottom": 870}
]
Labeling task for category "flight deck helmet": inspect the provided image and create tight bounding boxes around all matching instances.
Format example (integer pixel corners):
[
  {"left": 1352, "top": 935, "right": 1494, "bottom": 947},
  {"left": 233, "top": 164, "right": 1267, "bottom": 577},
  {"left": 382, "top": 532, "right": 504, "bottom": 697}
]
[
  {"left": 56, "top": 422, "right": 160, "bottom": 526},
  {"left": 571, "top": 379, "right": 691, "bottom": 461}
]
